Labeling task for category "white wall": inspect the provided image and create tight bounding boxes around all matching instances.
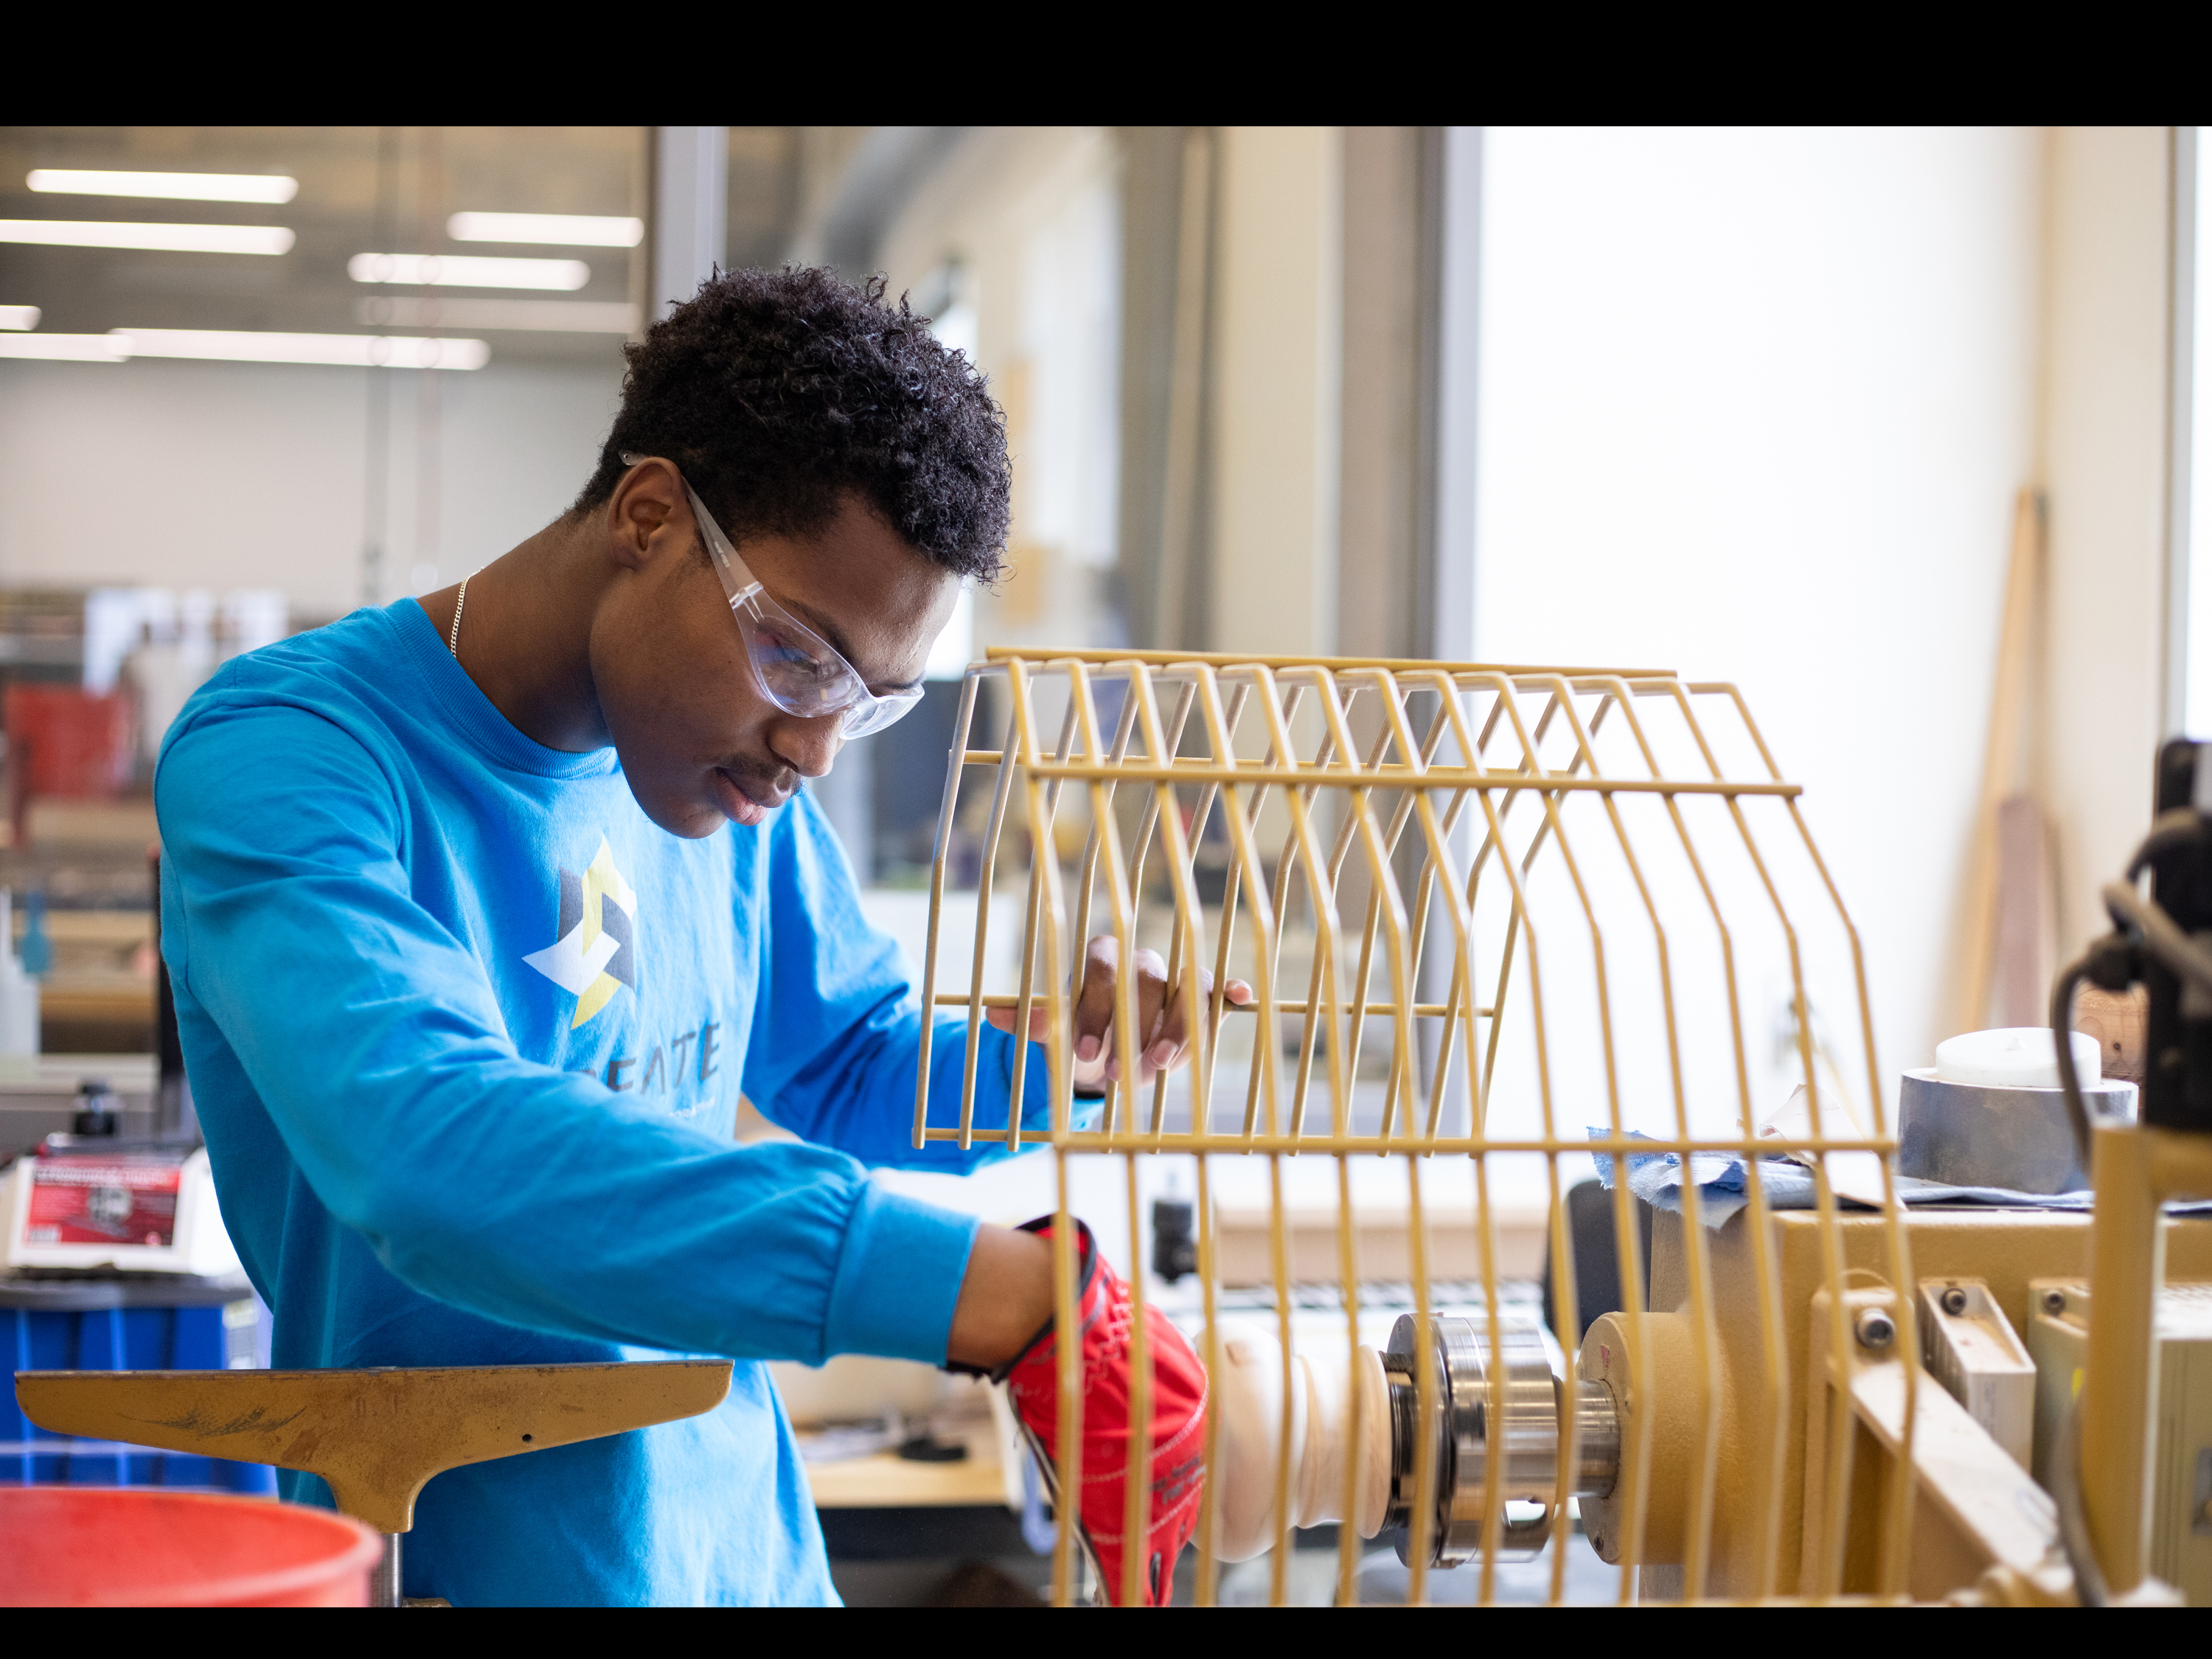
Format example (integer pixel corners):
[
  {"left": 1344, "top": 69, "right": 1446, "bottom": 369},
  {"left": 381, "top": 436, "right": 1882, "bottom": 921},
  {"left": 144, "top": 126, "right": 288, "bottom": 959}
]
[
  {"left": 0, "top": 356, "right": 623, "bottom": 616},
  {"left": 2039, "top": 127, "right": 2174, "bottom": 959},
  {"left": 1472, "top": 127, "right": 2045, "bottom": 1095}
]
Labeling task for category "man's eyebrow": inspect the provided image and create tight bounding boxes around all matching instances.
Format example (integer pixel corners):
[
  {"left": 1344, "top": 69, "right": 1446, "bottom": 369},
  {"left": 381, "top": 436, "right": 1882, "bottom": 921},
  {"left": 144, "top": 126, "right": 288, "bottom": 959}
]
[{"left": 785, "top": 598, "right": 925, "bottom": 694}]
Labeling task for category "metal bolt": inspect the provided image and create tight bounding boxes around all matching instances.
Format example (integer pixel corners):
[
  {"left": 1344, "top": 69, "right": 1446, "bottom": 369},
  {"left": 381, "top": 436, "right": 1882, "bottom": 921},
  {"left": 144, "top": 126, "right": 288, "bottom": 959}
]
[
  {"left": 2044, "top": 1290, "right": 2067, "bottom": 1316},
  {"left": 1855, "top": 1307, "right": 1896, "bottom": 1351},
  {"left": 1941, "top": 1287, "right": 1968, "bottom": 1317}
]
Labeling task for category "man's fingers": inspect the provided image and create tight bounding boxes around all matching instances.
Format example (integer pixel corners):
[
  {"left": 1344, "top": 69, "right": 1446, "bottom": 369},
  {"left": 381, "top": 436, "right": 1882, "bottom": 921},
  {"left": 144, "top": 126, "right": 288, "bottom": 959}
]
[
  {"left": 1123, "top": 948, "right": 1172, "bottom": 1079},
  {"left": 1099, "top": 947, "right": 1164, "bottom": 1081},
  {"left": 984, "top": 1004, "right": 1053, "bottom": 1040},
  {"left": 1147, "top": 962, "right": 1210, "bottom": 1075},
  {"left": 1088, "top": 944, "right": 1172, "bottom": 1082},
  {"left": 1072, "top": 936, "right": 1120, "bottom": 1066},
  {"left": 1147, "top": 969, "right": 1253, "bottom": 1074},
  {"left": 1065, "top": 945, "right": 1261, "bottom": 1085}
]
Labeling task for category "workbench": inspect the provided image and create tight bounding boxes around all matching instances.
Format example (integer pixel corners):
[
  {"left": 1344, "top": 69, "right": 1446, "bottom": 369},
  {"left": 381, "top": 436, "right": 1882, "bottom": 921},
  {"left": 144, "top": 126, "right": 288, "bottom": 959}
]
[{"left": 801, "top": 1416, "right": 1009, "bottom": 1509}]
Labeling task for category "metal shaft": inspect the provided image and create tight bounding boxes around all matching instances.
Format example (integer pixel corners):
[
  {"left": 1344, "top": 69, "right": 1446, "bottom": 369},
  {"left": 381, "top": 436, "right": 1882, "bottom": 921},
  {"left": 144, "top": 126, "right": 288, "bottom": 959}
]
[
  {"left": 372, "top": 1532, "right": 402, "bottom": 1608},
  {"left": 1570, "top": 1377, "right": 1621, "bottom": 1499}
]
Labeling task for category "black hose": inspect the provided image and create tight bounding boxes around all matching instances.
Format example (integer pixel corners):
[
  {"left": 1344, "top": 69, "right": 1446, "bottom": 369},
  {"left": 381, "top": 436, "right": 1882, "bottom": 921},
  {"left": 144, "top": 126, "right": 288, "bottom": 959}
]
[
  {"left": 2100, "top": 880, "right": 2212, "bottom": 1004},
  {"left": 2126, "top": 808, "right": 2211, "bottom": 881},
  {"left": 2057, "top": 880, "right": 2212, "bottom": 1177},
  {"left": 2051, "top": 1390, "right": 2109, "bottom": 1607},
  {"left": 2051, "top": 959, "right": 2096, "bottom": 1178}
]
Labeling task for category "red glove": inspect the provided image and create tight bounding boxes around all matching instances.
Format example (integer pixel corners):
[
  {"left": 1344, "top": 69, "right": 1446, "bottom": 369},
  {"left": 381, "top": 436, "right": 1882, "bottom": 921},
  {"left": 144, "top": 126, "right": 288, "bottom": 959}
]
[{"left": 998, "top": 1217, "right": 1207, "bottom": 1606}]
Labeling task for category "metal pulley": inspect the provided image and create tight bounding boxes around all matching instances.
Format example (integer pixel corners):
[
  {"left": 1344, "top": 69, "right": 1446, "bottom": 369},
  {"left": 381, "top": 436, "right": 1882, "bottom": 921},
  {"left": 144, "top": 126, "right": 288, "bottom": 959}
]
[{"left": 1380, "top": 1313, "right": 1619, "bottom": 1566}]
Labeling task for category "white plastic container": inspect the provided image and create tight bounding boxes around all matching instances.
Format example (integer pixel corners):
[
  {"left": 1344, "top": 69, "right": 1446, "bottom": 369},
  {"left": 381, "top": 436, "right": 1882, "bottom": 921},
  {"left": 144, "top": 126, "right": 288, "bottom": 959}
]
[{"left": 0, "top": 1146, "right": 242, "bottom": 1276}]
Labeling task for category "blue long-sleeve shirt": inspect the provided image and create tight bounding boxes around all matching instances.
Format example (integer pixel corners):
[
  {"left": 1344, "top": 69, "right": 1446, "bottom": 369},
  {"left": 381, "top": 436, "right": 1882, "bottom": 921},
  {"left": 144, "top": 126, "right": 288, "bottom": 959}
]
[{"left": 154, "top": 598, "right": 1052, "bottom": 1605}]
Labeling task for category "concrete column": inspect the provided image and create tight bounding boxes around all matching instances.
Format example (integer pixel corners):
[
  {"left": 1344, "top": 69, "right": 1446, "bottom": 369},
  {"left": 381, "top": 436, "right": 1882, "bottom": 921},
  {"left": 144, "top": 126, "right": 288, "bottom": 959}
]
[
  {"left": 1338, "top": 128, "right": 1421, "bottom": 662},
  {"left": 651, "top": 128, "right": 727, "bottom": 319},
  {"left": 1207, "top": 127, "right": 1343, "bottom": 659},
  {"left": 1427, "top": 126, "right": 1481, "bottom": 665}
]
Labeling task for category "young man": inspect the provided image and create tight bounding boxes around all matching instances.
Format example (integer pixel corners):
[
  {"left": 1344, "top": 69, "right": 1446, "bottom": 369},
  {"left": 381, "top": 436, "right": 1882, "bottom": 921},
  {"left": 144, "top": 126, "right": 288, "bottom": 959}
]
[{"left": 156, "top": 268, "right": 1234, "bottom": 1605}]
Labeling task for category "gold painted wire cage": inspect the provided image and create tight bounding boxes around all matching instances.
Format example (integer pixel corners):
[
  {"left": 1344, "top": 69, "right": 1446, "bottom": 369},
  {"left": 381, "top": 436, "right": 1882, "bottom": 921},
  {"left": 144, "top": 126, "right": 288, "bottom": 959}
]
[{"left": 913, "top": 647, "right": 1914, "bottom": 1607}]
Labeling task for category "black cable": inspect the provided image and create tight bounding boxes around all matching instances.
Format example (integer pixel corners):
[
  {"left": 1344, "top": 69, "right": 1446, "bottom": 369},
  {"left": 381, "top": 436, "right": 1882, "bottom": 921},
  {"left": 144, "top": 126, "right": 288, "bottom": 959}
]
[
  {"left": 2051, "top": 959, "right": 2097, "bottom": 1178},
  {"left": 2051, "top": 1390, "right": 2108, "bottom": 1607},
  {"left": 2126, "top": 808, "right": 2211, "bottom": 881},
  {"left": 2100, "top": 880, "right": 2212, "bottom": 1004},
  {"left": 2055, "top": 878, "right": 2212, "bottom": 1178}
]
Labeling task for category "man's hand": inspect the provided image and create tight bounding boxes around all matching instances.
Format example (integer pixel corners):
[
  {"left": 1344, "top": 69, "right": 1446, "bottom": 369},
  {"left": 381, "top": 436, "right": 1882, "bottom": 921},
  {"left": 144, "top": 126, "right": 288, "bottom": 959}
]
[{"left": 984, "top": 936, "right": 1254, "bottom": 1091}]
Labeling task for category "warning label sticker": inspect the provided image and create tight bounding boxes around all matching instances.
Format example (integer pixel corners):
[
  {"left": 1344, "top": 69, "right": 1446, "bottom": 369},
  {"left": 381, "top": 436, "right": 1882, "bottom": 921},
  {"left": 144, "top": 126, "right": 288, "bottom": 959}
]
[{"left": 26, "top": 1159, "right": 181, "bottom": 1248}]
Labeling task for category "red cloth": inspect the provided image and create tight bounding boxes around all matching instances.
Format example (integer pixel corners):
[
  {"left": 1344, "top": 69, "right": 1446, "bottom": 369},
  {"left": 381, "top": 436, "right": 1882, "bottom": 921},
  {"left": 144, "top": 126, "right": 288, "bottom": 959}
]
[{"left": 1002, "top": 1219, "right": 1207, "bottom": 1607}]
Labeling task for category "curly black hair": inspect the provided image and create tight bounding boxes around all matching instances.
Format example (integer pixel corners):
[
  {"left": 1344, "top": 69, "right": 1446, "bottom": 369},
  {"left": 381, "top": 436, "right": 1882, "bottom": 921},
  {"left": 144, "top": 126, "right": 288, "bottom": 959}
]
[{"left": 574, "top": 266, "right": 1009, "bottom": 582}]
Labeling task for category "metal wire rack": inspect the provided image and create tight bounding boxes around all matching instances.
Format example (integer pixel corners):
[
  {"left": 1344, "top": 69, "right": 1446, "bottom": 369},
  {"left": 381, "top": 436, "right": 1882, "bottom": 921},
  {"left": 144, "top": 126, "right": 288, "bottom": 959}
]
[{"left": 913, "top": 646, "right": 1912, "bottom": 1607}]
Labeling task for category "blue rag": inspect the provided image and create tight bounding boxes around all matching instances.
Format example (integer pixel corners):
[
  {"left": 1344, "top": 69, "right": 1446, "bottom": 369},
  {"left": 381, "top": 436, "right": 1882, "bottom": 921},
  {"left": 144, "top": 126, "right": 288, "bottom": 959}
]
[
  {"left": 1573, "top": 1129, "right": 2204, "bottom": 1228},
  {"left": 1587, "top": 1130, "right": 1816, "bottom": 1225}
]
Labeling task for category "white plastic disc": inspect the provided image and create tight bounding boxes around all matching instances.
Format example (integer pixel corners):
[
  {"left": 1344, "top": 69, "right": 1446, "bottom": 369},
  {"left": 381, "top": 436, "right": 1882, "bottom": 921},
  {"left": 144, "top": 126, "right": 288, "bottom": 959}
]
[{"left": 1933, "top": 1026, "right": 2101, "bottom": 1089}]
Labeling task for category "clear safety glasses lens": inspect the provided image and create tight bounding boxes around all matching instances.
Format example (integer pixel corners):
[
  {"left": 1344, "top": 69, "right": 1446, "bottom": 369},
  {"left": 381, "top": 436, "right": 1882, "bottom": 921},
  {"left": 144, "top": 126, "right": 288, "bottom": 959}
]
[
  {"left": 728, "top": 602, "right": 920, "bottom": 736},
  {"left": 620, "top": 453, "right": 923, "bottom": 737},
  {"left": 839, "top": 684, "right": 924, "bottom": 737}
]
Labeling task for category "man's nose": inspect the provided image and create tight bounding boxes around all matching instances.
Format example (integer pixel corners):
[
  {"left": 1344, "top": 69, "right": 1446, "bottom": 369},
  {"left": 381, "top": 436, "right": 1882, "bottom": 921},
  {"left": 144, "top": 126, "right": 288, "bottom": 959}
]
[{"left": 767, "top": 713, "right": 844, "bottom": 779}]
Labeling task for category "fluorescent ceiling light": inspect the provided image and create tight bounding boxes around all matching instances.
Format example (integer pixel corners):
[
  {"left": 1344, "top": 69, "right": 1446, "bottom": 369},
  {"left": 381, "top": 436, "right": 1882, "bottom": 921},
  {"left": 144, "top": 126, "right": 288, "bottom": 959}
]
[
  {"left": 0, "top": 220, "right": 294, "bottom": 255},
  {"left": 448, "top": 212, "right": 642, "bottom": 248},
  {"left": 348, "top": 252, "right": 588, "bottom": 291},
  {"left": 0, "top": 305, "right": 39, "bottom": 331},
  {"left": 0, "top": 328, "right": 486, "bottom": 368},
  {"left": 0, "top": 333, "right": 125, "bottom": 362},
  {"left": 359, "top": 296, "right": 638, "bottom": 334},
  {"left": 27, "top": 169, "right": 299, "bottom": 204},
  {"left": 112, "top": 330, "right": 488, "bottom": 369}
]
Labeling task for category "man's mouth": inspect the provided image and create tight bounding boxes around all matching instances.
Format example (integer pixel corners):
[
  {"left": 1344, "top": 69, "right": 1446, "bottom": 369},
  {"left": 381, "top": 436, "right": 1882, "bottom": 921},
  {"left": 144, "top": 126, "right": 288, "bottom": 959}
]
[{"left": 712, "top": 765, "right": 787, "bottom": 828}]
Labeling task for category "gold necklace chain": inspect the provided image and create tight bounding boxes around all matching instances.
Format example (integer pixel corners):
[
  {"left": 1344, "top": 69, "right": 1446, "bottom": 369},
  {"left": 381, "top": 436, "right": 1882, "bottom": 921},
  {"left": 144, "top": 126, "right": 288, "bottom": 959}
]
[{"left": 448, "top": 576, "right": 468, "bottom": 659}]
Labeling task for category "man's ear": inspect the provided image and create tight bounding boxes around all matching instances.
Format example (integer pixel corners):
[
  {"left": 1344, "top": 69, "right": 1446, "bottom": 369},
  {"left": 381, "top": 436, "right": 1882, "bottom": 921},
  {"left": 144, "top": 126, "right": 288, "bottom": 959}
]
[{"left": 605, "top": 459, "right": 687, "bottom": 571}]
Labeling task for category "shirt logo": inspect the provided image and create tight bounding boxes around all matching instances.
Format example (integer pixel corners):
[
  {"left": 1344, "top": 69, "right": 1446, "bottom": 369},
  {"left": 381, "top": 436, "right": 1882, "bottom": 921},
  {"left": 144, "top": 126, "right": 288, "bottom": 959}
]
[{"left": 524, "top": 835, "right": 639, "bottom": 1028}]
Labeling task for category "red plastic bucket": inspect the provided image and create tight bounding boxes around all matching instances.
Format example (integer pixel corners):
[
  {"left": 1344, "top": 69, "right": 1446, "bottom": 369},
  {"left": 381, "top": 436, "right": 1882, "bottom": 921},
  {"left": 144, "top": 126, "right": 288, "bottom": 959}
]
[{"left": 0, "top": 1487, "right": 381, "bottom": 1606}]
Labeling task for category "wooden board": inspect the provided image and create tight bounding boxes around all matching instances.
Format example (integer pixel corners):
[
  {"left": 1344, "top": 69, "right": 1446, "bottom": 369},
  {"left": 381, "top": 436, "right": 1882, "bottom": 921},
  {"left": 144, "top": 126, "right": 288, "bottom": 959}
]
[{"left": 805, "top": 1445, "right": 1010, "bottom": 1510}]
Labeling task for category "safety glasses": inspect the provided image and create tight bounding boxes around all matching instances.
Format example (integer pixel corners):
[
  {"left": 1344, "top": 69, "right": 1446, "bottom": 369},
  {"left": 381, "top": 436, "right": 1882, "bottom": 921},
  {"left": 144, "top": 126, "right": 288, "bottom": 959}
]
[{"left": 623, "top": 454, "right": 923, "bottom": 738}]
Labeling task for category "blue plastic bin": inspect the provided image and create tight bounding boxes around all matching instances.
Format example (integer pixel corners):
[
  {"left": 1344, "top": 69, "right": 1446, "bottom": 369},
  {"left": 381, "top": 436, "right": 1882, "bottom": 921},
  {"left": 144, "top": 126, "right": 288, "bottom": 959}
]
[{"left": 4, "top": 1279, "right": 276, "bottom": 1492}]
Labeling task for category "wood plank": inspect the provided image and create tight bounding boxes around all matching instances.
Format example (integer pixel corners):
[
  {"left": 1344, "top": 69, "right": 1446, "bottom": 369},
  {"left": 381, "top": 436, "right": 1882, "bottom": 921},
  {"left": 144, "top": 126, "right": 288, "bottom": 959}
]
[
  {"left": 806, "top": 1441, "right": 1008, "bottom": 1509},
  {"left": 1957, "top": 489, "right": 2045, "bottom": 1036}
]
